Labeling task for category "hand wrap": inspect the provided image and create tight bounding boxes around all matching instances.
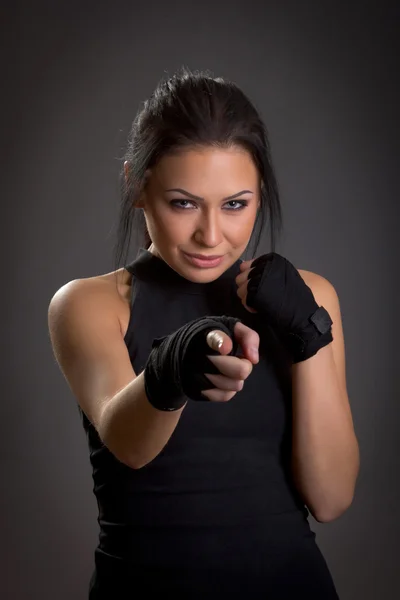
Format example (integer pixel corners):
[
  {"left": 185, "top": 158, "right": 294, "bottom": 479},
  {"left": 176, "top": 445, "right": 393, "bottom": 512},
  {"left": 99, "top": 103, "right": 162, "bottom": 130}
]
[
  {"left": 144, "top": 315, "right": 241, "bottom": 411},
  {"left": 246, "top": 253, "right": 333, "bottom": 363}
]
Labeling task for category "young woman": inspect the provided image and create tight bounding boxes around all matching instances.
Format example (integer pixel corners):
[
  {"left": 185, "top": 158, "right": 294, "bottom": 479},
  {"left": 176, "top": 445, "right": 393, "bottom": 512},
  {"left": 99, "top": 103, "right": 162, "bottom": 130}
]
[{"left": 48, "top": 67, "right": 359, "bottom": 598}]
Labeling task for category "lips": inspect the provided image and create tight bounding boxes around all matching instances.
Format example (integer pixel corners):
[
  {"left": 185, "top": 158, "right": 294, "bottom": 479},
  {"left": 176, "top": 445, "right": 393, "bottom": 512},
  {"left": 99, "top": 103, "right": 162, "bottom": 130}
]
[
  {"left": 182, "top": 251, "right": 225, "bottom": 269},
  {"left": 185, "top": 253, "right": 223, "bottom": 260}
]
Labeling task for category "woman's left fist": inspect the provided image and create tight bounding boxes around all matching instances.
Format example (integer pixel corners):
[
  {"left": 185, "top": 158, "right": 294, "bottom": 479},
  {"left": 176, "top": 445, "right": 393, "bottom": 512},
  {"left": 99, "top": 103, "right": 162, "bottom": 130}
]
[
  {"left": 235, "top": 252, "right": 333, "bottom": 363},
  {"left": 235, "top": 252, "right": 319, "bottom": 331},
  {"left": 236, "top": 252, "right": 294, "bottom": 326}
]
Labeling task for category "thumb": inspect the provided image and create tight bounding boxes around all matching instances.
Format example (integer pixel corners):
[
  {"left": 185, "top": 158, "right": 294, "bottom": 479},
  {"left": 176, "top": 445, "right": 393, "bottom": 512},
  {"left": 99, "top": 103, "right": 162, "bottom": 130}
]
[{"left": 206, "top": 329, "right": 233, "bottom": 355}]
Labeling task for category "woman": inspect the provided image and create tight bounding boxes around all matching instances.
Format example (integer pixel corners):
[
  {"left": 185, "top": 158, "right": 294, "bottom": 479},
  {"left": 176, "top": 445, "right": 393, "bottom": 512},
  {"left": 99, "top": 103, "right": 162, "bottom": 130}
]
[{"left": 48, "top": 67, "right": 359, "bottom": 598}]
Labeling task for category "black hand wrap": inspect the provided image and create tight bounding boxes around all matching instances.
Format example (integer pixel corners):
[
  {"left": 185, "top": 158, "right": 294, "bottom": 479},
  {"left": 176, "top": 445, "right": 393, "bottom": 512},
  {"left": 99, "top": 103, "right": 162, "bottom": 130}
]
[
  {"left": 144, "top": 315, "right": 241, "bottom": 411},
  {"left": 282, "top": 308, "right": 334, "bottom": 363},
  {"left": 246, "top": 253, "right": 333, "bottom": 364}
]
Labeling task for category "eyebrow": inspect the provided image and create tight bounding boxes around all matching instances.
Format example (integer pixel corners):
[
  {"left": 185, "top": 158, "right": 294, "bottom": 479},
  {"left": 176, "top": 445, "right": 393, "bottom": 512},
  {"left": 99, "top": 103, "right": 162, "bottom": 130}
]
[{"left": 164, "top": 188, "right": 254, "bottom": 201}]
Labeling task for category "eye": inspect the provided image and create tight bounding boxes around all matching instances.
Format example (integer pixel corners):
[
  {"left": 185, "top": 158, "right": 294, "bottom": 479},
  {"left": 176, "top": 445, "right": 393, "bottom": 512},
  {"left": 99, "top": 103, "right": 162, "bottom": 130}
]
[
  {"left": 170, "top": 199, "right": 195, "bottom": 209},
  {"left": 169, "top": 199, "right": 249, "bottom": 211},
  {"left": 224, "top": 200, "right": 249, "bottom": 211}
]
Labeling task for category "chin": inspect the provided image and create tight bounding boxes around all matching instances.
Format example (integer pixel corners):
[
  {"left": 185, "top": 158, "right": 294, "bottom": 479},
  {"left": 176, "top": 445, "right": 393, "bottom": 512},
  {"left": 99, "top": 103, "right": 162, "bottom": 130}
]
[
  {"left": 180, "top": 262, "right": 227, "bottom": 283},
  {"left": 188, "top": 271, "right": 221, "bottom": 282}
]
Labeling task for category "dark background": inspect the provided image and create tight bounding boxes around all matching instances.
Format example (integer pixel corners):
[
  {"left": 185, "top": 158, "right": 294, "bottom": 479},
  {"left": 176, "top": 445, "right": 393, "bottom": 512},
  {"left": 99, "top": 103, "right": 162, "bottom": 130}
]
[{"left": 2, "top": 1, "right": 399, "bottom": 598}]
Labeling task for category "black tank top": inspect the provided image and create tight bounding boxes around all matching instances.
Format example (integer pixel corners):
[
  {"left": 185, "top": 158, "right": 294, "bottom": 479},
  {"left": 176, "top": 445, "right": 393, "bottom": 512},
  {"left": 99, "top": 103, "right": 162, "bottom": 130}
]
[{"left": 81, "top": 248, "right": 339, "bottom": 599}]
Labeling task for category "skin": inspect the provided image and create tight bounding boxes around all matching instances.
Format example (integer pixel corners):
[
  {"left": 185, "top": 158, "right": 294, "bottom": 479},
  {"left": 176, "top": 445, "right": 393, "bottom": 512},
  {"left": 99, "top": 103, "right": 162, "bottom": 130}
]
[{"left": 124, "top": 146, "right": 262, "bottom": 402}]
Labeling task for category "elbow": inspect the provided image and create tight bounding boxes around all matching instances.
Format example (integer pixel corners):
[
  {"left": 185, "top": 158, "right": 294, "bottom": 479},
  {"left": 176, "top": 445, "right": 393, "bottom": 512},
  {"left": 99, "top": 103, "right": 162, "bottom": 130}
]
[
  {"left": 99, "top": 412, "right": 142, "bottom": 470},
  {"left": 104, "top": 443, "right": 142, "bottom": 470},
  {"left": 120, "top": 455, "right": 143, "bottom": 470},
  {"left": 128, "top": 457, "right": 149, "bottom": 470},
  {"left": 120, "top": 451, "right": 155, "bottom": 470},
  {"left": 312, "top": 494, "right": 355, "bottom": 523},
  {"left": 99, "top": 428, "right": 142, "bottom": 470},
  {"left": 103, "top": 440, "right": 156, "bottom": 470},
  {"left": 314, "top": 510, "right": 342, "bottom": 524}
]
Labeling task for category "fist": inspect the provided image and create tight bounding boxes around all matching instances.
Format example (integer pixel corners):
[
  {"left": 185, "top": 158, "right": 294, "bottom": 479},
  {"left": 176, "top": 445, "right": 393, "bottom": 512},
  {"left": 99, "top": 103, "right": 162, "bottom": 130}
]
[{"left": 201, "top": 322, "right": 260, "bottom": 402}]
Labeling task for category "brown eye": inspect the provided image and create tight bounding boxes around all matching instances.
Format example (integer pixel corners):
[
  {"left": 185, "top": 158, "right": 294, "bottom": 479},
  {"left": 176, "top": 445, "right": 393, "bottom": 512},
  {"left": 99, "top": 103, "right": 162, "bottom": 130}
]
[{"left": 170, "top": 200, "right": 196, "bottom": 209}]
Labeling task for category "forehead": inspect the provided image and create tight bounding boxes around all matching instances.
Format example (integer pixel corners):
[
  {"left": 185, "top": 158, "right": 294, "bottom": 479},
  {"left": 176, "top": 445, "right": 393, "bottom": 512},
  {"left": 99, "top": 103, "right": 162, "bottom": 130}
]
[{"left": 153, "top": 147, "right": 259, "bottom": 185}]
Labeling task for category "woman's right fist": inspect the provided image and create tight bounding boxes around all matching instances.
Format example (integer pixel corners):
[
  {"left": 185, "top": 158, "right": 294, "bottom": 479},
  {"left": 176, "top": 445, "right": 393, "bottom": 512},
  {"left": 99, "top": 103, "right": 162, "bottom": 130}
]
[{"left": 201, "top": 322, "right": 260, "bottom": 402}]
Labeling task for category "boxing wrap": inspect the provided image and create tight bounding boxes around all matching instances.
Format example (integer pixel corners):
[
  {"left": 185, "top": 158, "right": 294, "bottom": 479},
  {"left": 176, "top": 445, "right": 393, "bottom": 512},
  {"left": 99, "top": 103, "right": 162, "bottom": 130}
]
[
  {"left": 144, "top": 315, "right": 241, "bottom": 411},
  {"left": 245, "top": 253, "right": 333, "bottom": 363}
]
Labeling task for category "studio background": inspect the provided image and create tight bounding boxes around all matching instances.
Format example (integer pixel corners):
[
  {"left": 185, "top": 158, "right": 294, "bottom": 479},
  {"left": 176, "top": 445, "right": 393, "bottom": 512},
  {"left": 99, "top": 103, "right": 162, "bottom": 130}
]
[{"left": 2, "top": 1, "right": 398, "bottom": 598}]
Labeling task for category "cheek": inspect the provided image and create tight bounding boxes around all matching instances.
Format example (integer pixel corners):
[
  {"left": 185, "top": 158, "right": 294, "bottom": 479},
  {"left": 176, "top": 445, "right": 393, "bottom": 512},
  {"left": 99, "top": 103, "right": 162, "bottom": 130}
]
[
  {"left": 147, "top": 207, "right": 189, "bottom": 242},
  {"left": 228, "top": 214, "right": 257, "bottom": 240}
]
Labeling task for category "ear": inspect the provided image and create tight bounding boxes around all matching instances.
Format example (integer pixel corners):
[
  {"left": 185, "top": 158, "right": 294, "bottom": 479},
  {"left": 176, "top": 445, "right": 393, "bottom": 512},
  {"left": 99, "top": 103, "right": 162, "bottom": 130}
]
[
  {"left": 136, "top": 169, "right": 152, "bottom": 209},
  {"left": 136, "top": 193, "right": 145, "bottom": 209}
]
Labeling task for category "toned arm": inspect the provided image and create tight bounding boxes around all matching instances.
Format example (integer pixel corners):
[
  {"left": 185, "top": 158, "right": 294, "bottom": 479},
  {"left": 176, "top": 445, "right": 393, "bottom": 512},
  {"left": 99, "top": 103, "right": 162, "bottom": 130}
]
[{"left": 47, "top": 279, "right": 186, "bottom": 468}]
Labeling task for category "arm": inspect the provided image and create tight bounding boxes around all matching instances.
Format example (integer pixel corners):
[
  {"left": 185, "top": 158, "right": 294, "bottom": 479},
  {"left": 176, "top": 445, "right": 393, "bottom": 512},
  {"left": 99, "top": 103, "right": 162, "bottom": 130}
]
[
  {"left": 290, "top": 272, "right": 360, "bottom": 522},
  {"left": 47, "top": 279, "right": 186, "bottom": 470}
]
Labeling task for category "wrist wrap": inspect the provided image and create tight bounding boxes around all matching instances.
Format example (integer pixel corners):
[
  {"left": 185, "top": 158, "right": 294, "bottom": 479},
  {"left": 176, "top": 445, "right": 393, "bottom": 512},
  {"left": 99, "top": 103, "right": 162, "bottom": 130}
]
[{"left": 144, "top": 315, "right": 241, "bottom": 410}]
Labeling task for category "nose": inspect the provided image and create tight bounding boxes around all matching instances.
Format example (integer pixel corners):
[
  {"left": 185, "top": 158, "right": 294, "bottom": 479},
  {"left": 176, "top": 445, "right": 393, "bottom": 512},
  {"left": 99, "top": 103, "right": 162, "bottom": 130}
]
[{"left": 193, "top": 208, "right": 224, "bottom": 248}]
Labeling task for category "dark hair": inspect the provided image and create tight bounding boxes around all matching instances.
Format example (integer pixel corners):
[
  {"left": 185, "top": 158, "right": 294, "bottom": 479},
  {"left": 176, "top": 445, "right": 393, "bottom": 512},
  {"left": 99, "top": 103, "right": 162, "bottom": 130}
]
[{"left": 113, "top": 66, "right": 283, "bottom": 280}]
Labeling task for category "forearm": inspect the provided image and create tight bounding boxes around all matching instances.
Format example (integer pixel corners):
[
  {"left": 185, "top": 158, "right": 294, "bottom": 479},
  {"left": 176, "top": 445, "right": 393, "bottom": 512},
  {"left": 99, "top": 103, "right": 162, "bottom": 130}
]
[
  {"left": 291, "top": 344, "right": 360, "bottom": 522},
  {"left": 99, "top": 371, "right": 187, "bottom": 469}
]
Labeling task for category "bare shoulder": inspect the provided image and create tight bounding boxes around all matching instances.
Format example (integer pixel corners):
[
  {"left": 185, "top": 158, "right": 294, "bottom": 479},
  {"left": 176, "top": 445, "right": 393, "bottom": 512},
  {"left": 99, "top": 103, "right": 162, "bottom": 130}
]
[
  {"left": 297, "top": 268, "right": 325, "bottom": 289},
  {"left": 48, "top": 266, "right": 133, "bottom": 341}
]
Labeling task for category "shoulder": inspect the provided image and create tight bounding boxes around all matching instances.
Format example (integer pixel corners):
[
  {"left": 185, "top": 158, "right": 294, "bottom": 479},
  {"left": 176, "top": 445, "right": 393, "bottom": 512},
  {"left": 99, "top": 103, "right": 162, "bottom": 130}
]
[
  {"left": 297, "top": 269, "right": 339, "bottom": 308},
  {"left": 49, "top": 272, "right": 118, "bottom": 306},
  {"left": 48, "top": 270, "right": 130, "bottom": 340},
  {"left": 48, "top": 278, "right": 113, "bottom": 332}
]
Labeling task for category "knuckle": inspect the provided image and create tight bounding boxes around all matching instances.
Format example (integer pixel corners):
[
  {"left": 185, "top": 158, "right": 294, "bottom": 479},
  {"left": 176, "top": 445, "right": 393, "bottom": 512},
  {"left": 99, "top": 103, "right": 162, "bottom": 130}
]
[
  {"left": 240, "top": 364, "right": 252, "bottom": 379},
  {"left": 203, "top": 386, "right": 238, "bottom": 402},
  {"left": 235, "top": 379, "right": 244, "bottom": 391}
]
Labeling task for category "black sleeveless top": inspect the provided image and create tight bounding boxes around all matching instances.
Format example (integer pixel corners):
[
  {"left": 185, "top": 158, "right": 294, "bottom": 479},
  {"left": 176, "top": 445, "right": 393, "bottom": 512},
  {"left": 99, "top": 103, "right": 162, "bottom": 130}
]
[{"left": 81, "top": 248, "right": 339, "bottom": 599}]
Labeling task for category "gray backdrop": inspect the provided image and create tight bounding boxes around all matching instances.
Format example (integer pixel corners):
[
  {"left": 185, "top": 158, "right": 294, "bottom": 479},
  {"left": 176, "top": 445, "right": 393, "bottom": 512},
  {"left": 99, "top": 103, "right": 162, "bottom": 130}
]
[{"left": 2, "top": 1, "right": 398, "bottom": 598}]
